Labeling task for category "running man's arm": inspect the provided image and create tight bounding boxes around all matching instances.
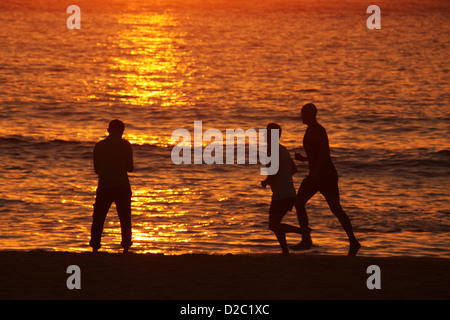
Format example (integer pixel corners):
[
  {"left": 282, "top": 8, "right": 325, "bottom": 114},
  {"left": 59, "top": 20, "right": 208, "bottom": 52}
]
[
  {"left": 290, "top": 156, "right": 298, "bottom": 175},
  {"left": 261, "top": 173, "right": 276, "bottom": 188},
  {"left": 294, "top": 152, "right": 308, "bottom": 162},
  {"left": 310, "top": 131, "right": 329, "bottom": 180}
]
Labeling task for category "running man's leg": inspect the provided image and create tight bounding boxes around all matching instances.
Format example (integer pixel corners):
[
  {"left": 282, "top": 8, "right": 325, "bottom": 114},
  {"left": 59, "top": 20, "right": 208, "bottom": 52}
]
[
  {"left": 269, "top": 197, "right": 301, "bottom": 256},
  {"left": 292, "top": 176, "right": 317, "bottom": 250},
  {"left": 269, "top": 210, "right": 289, "bottom": 256},
  {"left": 322, "top": 182, "right": 361, "bottom": 256}
]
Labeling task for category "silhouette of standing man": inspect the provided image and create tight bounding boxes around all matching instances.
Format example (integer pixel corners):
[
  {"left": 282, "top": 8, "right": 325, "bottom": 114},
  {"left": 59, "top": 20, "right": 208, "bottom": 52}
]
[
  {"left": 292, "top": 103, "right": 361, "bottom": 256},
  {"left": 90, "top": 120, "right": 134, "bottom": 253}
]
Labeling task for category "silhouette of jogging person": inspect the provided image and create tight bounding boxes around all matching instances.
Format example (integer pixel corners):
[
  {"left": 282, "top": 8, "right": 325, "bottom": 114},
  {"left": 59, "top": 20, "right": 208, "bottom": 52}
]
[
  {"left": 261, "top": 123, "right": 309, "bottom": 256},
  {"left": 90, "top": 119, "right": 134, "bottom": 253},
  {"left": 292, "top": 103, "right": 361, "bottom": 256}
]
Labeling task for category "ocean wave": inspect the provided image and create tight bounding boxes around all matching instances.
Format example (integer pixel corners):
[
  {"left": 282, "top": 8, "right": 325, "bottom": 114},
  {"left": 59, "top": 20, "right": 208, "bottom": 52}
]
[
  {"left": 1, "top": 134, "right": 449, "bottom": 176},
  {"left": 0, "top": 134, "right": 170, "bottom": 154},
  {"left": 332, "top": 147, "right": 450, "bottom": 171}
]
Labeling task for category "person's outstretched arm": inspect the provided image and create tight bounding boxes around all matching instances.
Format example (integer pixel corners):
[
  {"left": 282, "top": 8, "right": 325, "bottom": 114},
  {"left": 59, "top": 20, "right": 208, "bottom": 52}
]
[
  {"left": 290, "top": 156, "right": 298, "bottom": 175},
  {"left": 294, "top": 152, "right": 308, "bottom": 162}
]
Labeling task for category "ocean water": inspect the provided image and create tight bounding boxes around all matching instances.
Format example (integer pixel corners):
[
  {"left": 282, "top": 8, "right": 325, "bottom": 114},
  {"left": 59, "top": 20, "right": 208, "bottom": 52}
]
[{"left": 0, "top": 0, "right": 449, "bottom": 257}]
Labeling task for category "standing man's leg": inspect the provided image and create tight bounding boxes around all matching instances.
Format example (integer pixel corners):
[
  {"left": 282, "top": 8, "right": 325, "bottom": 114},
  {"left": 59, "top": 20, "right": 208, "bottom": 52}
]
[
  {"left": 322, "top": 183, "right": 361, "bottom": 256},
  {"left": 90, "top": 188, "right": 113, "bottom": 252},
  {"left": 115, "top": 186, "right": 133, "bottom": 253}
]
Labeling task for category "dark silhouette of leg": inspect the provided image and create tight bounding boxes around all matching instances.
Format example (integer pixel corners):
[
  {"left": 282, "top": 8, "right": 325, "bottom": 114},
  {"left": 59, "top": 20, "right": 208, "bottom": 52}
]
[
  {"left": 295, "top": 194, "right": 309, "bottom": 229},
  {"left": 114, "top": 186, "right": 133, "bottom": 253},
  {"left": 269, "top": 197, "right": 307, "bottom": 256},
  {"left": 291, "top": 177, "right": 317, "bottom": 251},
  {"left": 324, "top": 193, "right": 361, "bottom": 256},
  {"left": 90, "top": 189, "right": 113, "bottom": 251},
  {"left": 269, "top": 219, "right": 305, "bottom": 256},
  {"left": 270, "top": 225, "right": 289, "bottom": 256}
]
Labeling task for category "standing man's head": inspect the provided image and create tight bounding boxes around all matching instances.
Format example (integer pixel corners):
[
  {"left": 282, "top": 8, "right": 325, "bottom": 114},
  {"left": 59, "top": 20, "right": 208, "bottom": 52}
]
[
  {"left": 108, "top": 119, "right": 125, "bottom": 137},
  {"left": 300, "top": 103, "right": 317, "bottom": 125}
]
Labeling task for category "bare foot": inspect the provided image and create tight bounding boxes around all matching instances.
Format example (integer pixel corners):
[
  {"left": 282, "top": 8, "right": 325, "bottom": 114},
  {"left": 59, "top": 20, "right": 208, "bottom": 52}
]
[
  {"left": 348, "top": 241, "right": 361, "bottom": 256},
  {"left": 290, "top": 238, "right": 313, "bottom": 251}
]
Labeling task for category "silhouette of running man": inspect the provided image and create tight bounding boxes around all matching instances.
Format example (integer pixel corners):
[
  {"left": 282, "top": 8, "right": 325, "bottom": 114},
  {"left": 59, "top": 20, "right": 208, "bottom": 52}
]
[
  {"left": 261, "top": 123, "right": 308, "bottom": 256},
  {"left": 292, "top": 103, "right": 361, "bottom": 256},
  {"left": 90, "top": 120, "right": 134, "bottom": 253}
]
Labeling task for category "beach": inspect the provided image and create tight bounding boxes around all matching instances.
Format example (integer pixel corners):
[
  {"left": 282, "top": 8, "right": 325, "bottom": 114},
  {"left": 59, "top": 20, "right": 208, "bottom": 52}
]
[
  {"left": 1, "top": 251, "right": 449, "bottom": 300},
  {"left": 1, "top": 0, "right": 449, "bottom": 258}
]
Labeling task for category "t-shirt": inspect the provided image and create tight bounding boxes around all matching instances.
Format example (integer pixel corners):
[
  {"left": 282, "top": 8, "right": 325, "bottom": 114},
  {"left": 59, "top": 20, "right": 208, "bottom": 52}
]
[
  {"left": 303, "top": 123, "right": 338, "bottom": 180},
  {"left": 93, "top": 135, "right": 133, "bottom": 190},
  {"left": 270, "top": 144, "right": 297, "bottom": 200}
]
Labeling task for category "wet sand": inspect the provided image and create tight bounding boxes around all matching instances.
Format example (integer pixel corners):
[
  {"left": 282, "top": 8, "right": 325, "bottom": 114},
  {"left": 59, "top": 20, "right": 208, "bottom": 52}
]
[{"left": 0, "top": 251, "right": 449, "bottom": 300}]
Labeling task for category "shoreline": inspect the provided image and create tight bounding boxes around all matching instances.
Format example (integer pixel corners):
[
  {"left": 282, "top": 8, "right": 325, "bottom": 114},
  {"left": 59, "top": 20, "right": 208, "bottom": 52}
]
[{"left": 1, "top": 251, "right": 449, "bottom": 300}]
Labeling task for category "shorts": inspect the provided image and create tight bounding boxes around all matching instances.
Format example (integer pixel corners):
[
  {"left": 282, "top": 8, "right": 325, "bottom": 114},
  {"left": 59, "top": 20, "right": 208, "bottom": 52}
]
[
  {"left": 269, "top": 196, "right": 296, "bottom": 230},
  {"left": 297, "top": 175, "right": 339, "bottom": 201},
  {"left": 269, "top": 196, "right": 296, "bottom": 216}
]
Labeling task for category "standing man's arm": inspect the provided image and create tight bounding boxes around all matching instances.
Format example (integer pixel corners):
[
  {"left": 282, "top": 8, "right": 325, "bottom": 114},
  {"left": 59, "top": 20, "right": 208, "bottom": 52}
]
[
  {"left": 93, "top": 144, "right": 99, "bottom": 174},
  {"left": 127, "top": 142, "right": 134, "bottom": 172}
]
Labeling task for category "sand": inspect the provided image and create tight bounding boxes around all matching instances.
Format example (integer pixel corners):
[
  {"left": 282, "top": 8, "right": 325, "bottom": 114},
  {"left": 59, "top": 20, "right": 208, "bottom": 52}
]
[{"left": 0, "top": 251, "right": 449, "bottom": 300}]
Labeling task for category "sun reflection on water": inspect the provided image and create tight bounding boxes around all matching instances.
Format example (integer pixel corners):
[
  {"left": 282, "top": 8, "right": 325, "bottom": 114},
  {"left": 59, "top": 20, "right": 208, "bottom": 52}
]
[
  {"left": 99, "top": 11, "right": 202, "bottom": 254},
  {"left": 97, "top": 187, "right": 195, "bottom": 254},
  {"left": 104, "top": 12, "right": 192, "bottom": 107},
  {"left": 125, "top": 134, "right": 175, "bottom": 147}
]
